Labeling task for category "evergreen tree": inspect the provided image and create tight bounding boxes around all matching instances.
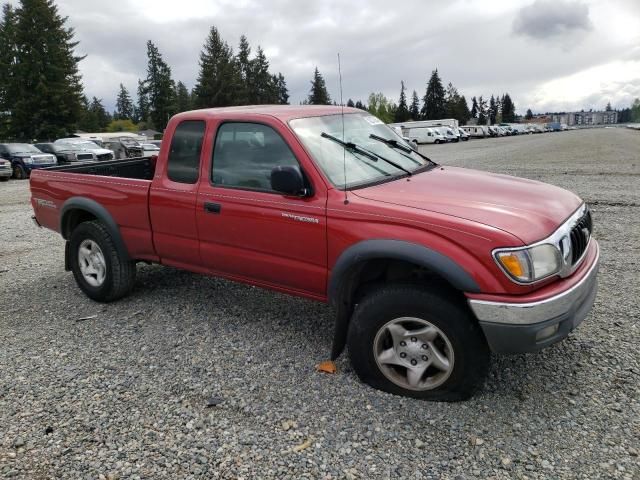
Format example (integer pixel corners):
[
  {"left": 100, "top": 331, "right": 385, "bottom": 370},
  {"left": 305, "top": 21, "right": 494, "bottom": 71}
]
[
  {"left": 346, "top": 99, "right": 355, "bottom": 107},
  {"left": 143, "top": 40, "right": 176, "bottom": 130},
  {"left": 274, "top": 72, "right": 289, "bottom": 104},
  {"left": 354, "top": 100, "right": 366, "bottom": 110},
  {"left": 193, "top": 26, "right": 239, "bottom": 108},
  {"left": 115, "top": 83, "right": 134, "bottom": 120},
  {"left": 236, "top": 34, "right": 252, "bottom": 104},
  {"left": 394, "top": 81, "right": 410, "bottom": 122},
  {"left": 605, "top": 102, "right": 612, "bottom": 111},
  {"left": 457, "top": 95, "right": 471, "bottom": 125},
  {"left": 175, "top": 81, "right": 191, "bottom": 112},
  {"left": 420, "top": 69, "right": 446, "bottom": 120},
  {"left": 89, "top": 97, "right": 110, "bottom": 129},
  {"left": 250, "top": 46, "right": 274, "bottom": 103},
  {"left": 501, "top": 93, "right": 516, "bottom": 122},
  {"left": 409, "top": 90, "right": 420, "bottom": 120},
  {"left": 477, "top": 96, "right": 487, "bottom": 125},
  {"left": 489, "top": 95, "right": 497, "bottom": 124},
  {"left": 10, "top": 0, "right": 84, "bottom": 140},
  {"left": 525, "top": 108, "right": 533, "bottom": 120},
  {"left": 0, "top": 5, "right": 17, "bottom": 137},
  {"left": 134, "top": 79, "right": 150, "bottom": 125},
  {"left": 470, "top": 96, "right": 478, "bottom": 119},
  {"left": 308, "top": 67, "right": 331, "bottom": 105}
]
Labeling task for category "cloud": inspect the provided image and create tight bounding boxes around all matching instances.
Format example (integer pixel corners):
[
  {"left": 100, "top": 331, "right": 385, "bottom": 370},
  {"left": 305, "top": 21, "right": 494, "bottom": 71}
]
[
  {"left": 50, "top": 0, "right": 639, "bottom": 114},
  {"left": 513, "top": 0, "right": 593, "bottom": 41}
]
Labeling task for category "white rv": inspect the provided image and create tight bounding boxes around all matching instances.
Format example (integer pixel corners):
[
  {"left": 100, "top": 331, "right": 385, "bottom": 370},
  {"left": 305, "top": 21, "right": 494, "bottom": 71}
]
[{"left": 460, "top": 125, "right": 489, "bottom": 138}]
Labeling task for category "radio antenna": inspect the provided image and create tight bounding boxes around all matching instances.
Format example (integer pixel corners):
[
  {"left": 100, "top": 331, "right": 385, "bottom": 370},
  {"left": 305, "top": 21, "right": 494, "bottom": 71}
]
[{"left": 338, "top": 53, "right": 348, "bottom": 204}]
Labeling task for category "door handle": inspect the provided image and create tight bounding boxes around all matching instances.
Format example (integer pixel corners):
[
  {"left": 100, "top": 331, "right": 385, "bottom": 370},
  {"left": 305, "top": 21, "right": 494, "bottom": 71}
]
[{"left": 204, "top": 202, "right": 221, "bottom": 214}]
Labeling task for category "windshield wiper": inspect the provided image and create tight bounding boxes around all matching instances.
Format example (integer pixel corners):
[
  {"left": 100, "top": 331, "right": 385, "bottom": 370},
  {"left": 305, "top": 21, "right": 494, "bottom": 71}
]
[
  {"left": 321, "top": 132, "right": 412, "bottom": 177},
  {"left": 369, "top": 134, "right": 436, "bottom": 166}
]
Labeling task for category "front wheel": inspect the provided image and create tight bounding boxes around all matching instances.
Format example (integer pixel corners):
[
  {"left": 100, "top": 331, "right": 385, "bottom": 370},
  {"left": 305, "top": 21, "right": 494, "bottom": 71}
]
[
  {"left": 69, "top": 220, "right": 136, "bottom": 302},
  {"left": 347, "top": 284, "right": 489, "bottom": 401},
  {"left": 12, "top": 164, "right": 26, "bottom": 179}
]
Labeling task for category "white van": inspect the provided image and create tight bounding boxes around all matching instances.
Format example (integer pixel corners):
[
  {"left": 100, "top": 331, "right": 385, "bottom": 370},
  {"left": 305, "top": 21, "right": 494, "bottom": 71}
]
[
  {"left": 404, "top": 127, "right": 446, "bottom": 144},
  {"left": 460, "top": 125, "right": 488, "bottom": 138}
]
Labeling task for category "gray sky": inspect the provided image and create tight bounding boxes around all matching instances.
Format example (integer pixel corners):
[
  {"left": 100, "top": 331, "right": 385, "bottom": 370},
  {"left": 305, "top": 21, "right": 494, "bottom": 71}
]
[{"left": 53, "top": 0, "right": 640, "bottom": 114}]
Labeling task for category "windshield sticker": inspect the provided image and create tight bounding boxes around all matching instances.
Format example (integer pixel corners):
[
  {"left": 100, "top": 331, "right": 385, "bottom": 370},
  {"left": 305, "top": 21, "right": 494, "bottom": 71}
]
[{"left": 363, "top": 116, "right": 384, "bottom": 126}]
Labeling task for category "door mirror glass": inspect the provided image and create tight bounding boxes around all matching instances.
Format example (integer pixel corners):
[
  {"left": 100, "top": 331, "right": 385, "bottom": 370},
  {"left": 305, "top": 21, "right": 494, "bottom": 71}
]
[{"left": 271, "top": 165, "right": 307, "bottom": 196}]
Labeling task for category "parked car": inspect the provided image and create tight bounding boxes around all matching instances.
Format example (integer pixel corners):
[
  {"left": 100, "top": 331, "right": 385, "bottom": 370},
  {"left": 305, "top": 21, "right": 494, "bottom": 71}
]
[
  {"left": 140, "top": 143, "right": 161, "bottom": 156},
  {"left": 103, "top": 137, "right": 144, "bottom": 159},
  {"left": 35, "top": 142, "right": 96, "bottom": 164},
  {"left": 0, "top": 143, "right": 57, "bottom": 179},
  {"left": 54, "top": 139, "right": 114, "bottom": 161},
  {"left": 0, "top": 157, "right": 11, "bottom": 181},
  {"left": 30, "top": 106, "right": 599, "bottom": 401}
]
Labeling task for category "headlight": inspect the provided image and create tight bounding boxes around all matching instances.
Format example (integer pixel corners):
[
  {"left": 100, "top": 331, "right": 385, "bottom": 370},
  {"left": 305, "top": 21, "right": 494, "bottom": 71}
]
[
  {"left": 495, "top": 244, "right": 562, "bottom": 283},
  {"left": 23, "top": 156, "right": 34, "bottom": 164}
]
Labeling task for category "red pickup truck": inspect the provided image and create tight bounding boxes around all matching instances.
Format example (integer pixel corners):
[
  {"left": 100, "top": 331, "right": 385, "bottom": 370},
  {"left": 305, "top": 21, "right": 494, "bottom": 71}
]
[{"left": 30, "top": 106, "right": 599, "bottom": 401}]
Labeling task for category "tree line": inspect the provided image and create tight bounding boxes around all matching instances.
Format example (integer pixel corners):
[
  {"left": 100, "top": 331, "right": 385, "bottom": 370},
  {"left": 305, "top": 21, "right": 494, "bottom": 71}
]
[
  {"left": 0, "top": 0, "right": 290, "bottom": 140},
  {"left": 312, "top": 69, "right": 518, "bottom": 126}
]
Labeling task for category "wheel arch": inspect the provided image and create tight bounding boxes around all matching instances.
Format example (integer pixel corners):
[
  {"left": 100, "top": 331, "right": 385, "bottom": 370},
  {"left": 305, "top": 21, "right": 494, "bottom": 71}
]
[
  {"left": 60, "top": 197, "right": 131, "bottom": 269},
  {"left": 327, "top": 239, "right": 481, "bottom": 360}
]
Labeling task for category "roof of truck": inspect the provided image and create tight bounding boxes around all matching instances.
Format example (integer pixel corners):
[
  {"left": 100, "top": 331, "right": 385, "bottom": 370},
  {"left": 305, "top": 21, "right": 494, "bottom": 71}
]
[{"left": 173, "top": 105, "right": 363, "bottom": 122}]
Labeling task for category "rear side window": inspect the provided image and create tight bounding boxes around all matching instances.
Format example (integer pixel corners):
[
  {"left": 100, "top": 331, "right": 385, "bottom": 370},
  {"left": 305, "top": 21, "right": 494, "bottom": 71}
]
[{"left": 167, "top": 120, "right": 205, "bottom": 184}]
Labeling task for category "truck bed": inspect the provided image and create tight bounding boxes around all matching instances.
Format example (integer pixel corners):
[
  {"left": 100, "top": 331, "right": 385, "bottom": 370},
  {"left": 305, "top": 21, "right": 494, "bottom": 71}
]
[
  {"left": 30, "top": 157, "right": 157, "bottom": 261},
  {"left": 44, "top": 157, "right": 156, "bottom": 180}
]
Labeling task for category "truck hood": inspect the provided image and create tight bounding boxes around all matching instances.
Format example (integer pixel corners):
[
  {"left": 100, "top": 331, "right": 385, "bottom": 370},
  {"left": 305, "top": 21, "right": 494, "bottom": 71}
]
[{"left": 353, "top": 166, "right": 582, "bottom": 244}]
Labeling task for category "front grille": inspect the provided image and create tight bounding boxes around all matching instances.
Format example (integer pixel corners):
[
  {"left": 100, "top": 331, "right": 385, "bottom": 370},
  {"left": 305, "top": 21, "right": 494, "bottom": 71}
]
[
  {"left": 77, "top": 153, "right": 93, "bottom": 161},
  {"left": 569, "top": 208, "right": 592, "bottom": 264},
  {"left": 33, "top": 156, "right": 55, "bottom": 164}
]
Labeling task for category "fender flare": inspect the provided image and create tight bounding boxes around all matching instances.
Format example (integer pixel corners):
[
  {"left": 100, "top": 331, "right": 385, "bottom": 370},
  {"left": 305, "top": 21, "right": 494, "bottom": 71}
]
[
  {"left": 60, "top": 197, "right": 131, "bottom": 264},
  {"left": 327, "top": 239, "right": 480, "bottom": 360}
]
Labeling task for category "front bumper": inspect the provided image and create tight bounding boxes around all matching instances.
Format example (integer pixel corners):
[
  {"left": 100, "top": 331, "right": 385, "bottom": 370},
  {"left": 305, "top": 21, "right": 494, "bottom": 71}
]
[
  {"left": 468, "top": 241, "right": 600, "bottom": 353},
  {"left": 0, "top": 168, "right": 11, "bottom": 178}
]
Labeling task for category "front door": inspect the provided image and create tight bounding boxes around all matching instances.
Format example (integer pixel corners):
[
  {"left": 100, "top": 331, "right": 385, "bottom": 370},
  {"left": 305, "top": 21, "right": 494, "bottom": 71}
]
[{"left": 196, "top": 120, "right": 328, "bottom": 299}]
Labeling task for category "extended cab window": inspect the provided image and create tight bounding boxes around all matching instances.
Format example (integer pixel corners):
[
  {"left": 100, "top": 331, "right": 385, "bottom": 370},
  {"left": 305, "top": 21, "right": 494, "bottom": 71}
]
[
  {"left": 167, "top": 120, "right": 205, "bottom": 184},
  {"left": 211, "top": 122, "right": 298, "bottom": 191}
]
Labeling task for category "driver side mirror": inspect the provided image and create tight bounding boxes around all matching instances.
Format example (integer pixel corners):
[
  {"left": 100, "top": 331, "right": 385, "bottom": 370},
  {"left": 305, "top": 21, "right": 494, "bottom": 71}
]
[{"left": 270, "top": 165, "right": 310, "bottom": 197}]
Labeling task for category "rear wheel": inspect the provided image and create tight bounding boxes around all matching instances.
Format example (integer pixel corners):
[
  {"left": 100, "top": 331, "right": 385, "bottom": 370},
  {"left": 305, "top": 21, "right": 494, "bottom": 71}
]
[
  {"left": 12, "top": 164, "right": 26, "bottom": 179},
  {"left": 347, "top": 284, "right": 489, "bottom": 401},
  {"left": 69, "top": 220, "right": 136, "bottom": 302}
]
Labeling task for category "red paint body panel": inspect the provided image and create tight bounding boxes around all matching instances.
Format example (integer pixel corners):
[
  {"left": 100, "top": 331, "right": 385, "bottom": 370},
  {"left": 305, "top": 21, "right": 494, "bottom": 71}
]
[{"left": 29, "top": 105, "right": 592, "bottom": 304}]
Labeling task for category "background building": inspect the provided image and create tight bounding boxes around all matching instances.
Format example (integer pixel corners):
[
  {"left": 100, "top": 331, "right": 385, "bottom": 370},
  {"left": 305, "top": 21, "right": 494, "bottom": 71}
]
[{"left": 552, "top": 111, "right": 618, "bottom": 126}]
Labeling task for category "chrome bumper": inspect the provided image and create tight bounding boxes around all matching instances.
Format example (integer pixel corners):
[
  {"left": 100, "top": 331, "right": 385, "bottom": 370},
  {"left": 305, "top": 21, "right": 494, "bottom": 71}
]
[
  {"left": 469, "top": 242, "right": 599, "bottom": 325},
  {"left": 468, "top": 242, "right": 599, "bottom": 354}
]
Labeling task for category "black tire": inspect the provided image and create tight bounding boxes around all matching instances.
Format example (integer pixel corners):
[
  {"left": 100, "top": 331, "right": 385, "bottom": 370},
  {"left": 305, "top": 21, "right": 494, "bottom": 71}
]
[
  {"left": 69, "top": 220, "right": 136, "bottom": 302},
  {"left": 347, "top": 284, "right": 489, "bottom": 401},
  {"left": 0, "top": 177, "right": 8, "bottom": 182},
  {"left": 12, "top": 164, "right": 26, "bottom": 180}
]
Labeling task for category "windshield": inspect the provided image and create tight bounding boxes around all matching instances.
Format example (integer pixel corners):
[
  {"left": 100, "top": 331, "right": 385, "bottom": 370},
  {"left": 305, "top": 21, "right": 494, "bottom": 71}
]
[
  {"left": 7, "top": 144, "right": 42, "bottom": 154},
  {"left": 290, "top": 113, "right": 431, "bottom": 189}
]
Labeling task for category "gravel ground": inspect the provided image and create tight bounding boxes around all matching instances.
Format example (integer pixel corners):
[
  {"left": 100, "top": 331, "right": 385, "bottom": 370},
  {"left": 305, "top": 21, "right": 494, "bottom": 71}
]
[{"left": 1, "top": 127, "right": 639, "bottom": 479}]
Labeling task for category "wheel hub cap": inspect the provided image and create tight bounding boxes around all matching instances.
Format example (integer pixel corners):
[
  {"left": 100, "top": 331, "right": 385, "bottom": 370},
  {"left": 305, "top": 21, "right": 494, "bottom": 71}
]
[
  {"left": 373, "top": 317, "right": 455, "bottom": 391},
  {"left": 78, "top": 239, "right": 106, "bottom": 287}
]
